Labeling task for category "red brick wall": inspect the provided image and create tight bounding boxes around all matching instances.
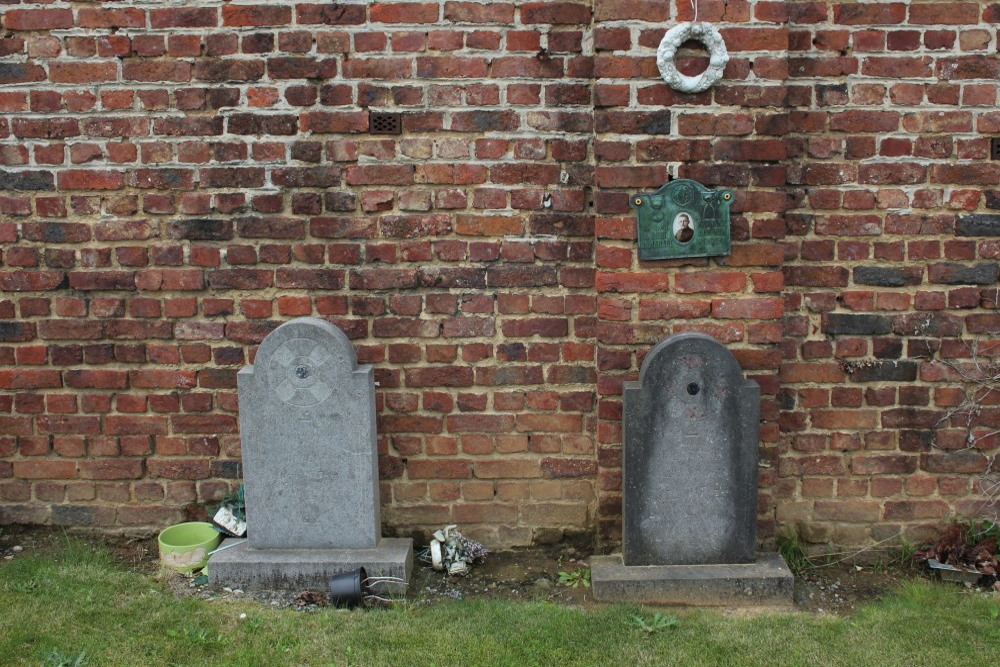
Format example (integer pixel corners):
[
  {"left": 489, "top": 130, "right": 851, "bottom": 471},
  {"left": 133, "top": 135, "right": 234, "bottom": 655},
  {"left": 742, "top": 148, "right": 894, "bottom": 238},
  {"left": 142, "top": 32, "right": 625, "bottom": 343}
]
[
  {"left": 1, "top": 0, "right": 998, "bottom": 550},
  {"left": 779, "top": 0, "right": 1000, "bottom": 547}
]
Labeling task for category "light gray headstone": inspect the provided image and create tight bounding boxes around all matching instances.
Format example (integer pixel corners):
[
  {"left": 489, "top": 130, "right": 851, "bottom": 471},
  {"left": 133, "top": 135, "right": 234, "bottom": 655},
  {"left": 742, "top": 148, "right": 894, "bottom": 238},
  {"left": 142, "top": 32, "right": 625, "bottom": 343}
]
[
  {"left": 238, "top": 317, "right": 379, "bottom": 550},
  {"left": 623, "top": 332, "right": 760, "bottom": 566}
]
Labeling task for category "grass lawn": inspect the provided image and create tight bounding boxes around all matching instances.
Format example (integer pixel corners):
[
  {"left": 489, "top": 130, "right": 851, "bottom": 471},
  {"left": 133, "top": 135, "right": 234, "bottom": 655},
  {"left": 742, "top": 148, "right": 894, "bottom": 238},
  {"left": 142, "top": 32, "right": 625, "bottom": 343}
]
[{"left": 2, "top": 537, "right": 998, "bottom": 666}]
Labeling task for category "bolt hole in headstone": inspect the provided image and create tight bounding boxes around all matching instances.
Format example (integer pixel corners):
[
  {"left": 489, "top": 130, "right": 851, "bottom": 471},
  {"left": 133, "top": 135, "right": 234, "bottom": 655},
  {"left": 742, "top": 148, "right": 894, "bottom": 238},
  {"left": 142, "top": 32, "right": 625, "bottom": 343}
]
[{"left": 590, "top": 333, "right": 794, "bottom": 605}]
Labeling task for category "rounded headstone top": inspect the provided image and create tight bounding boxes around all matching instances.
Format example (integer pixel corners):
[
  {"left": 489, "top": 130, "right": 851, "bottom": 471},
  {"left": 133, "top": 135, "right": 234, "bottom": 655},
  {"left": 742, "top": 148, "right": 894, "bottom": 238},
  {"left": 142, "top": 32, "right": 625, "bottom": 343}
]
[
  {"left": 638, "top": 332, "right": 743, "bottom": 385},
  {"left": 252, "top": 318, "right": 361, "bottom": 406}
]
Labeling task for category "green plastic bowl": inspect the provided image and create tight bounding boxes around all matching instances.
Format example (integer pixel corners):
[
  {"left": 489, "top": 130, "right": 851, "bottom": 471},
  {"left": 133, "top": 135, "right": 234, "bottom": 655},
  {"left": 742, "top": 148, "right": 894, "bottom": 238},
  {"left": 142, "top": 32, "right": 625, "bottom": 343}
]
[{"left": 158, "top": 522, "right": 221, "bottom": 573}]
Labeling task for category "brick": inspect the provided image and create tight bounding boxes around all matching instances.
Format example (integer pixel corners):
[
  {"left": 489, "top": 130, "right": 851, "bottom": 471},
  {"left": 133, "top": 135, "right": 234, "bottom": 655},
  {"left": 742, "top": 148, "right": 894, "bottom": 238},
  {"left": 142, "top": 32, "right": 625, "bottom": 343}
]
[
  {"left": 0, "top": 63, "right": 46, "bottom": 86},
  {"left": 521, "top": 2, "right": 591, "bottom": 24},
  {"left": 297, "top": 4, "right": 367, "bottom": 25},
  {"left": 406, "top": 367, "right": 474, "bottom": 388},
  {"left": 928, "top": 262, "right": 999, "bottom": 285},
  {"left": 846, "top": 361, "right": 918, "bottom": 383},
  {"left": 13, "top": 118, "right": 79, "bottom": 140},
  {"left": 149, "top": 8, "right": 218, "bottom": 28},
  {"left": 105, "top": 416, "right": 168, "bottom": 436},
  {"left": 850, "top": 455, "right": 917, "bottom": 475},
  {"left": 50, "top": 62, "right": 119, "bottom": 84},
  {"left": 4, "top": 9, "right": 74, "bottom": 31},
  {"left": 937, "top": 57, "right": 1000, "bottom": 80},
  {"left": 79, "top": 460, "right": 144, "bottom": 480},
  {"left": 487, "top": 266, "right": 557, "bottom": 288},
  {"left": 780, "top": 363, "right": 846, "bottom": 384},
  {"left": 474, "top": 459, "right": 540, "bottom": 479},
  {"left": 922, "top": 451, "right": 987, "bottom": 474},
  {"left": 813, "top": 500, "right": 880, "bottom": 523},
  {"left": 445, "top": 2, "right": 515, "bottom": 23},
  {"left": 193, "top": 61, "right": 264, "bottom": 83},
  {"left": 596, "top": 273, "right": 670, "bottom": 293},
  {"left": 64, "top": 370, "right": 128, "bottom": 390},
  {"left": 147, "top": 458, "right": 211, "bottom": 479},
  {"left": 408, "top": 459, "right": 473, "bottom": 479},
  {"left": 222, "top": 5, "right": 292, "bottom": 26},
  {"left": 541, "top": 458, "right": 597, "bottom": 478},
  {"left": 712, "top": 298, "right": 783, "bottom": 320},
  {"left": 0, "top": 369, "right": 62, "bottom": 389},
  {"left": 957, "top": 214, "right": 1000, "bottom": 236},
  {"left": 670, "top": 271, "right": 746, "bottom": 295},
  {"left": 58, "top": 170, "right": 124, "bottom": 191},
  {"left": 822, "top": 314, "right": 892, "bottom": 336},
  {"left": 123, "top": 61, "right": 192, "bottom": 82},
  {"left": 834, "top": 4, "right": 905, "bottom": 25},
  {"left": 853, "top": 266, "right": 923, "bottom": 287},
  {"left": 13, "top": 460, "right": 77, "bottom": 479}
]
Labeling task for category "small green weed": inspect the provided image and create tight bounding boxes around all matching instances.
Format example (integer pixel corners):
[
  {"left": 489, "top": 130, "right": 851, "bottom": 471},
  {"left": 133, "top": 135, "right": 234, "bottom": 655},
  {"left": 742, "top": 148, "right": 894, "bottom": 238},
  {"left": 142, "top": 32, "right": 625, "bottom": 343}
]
[
  {"left": 41, "top": 648, "right": 88, "bottom": 667},
  {"left": 631, "top": 612, "right": 679, "bottom": 634},
  {"left": 240, "top": 613, "right": 264, "bottom": 632},
  {"left": 895, "top": 536, "right": 917, "bottom": 567},
  {"left": 967, "top": 519, "right": 999, "bottom": 543},
  {"left": 777, "top": 529, "right": 812, "bottom": 574},
  {"left": 165, "top": 626, "right": 222, "bottom": 646},
  {"left": 8, "top": 577, "right": 41, "bottom": 594},
  {"left": 557, "top": 567, "right": 591, "bottom": 589}
]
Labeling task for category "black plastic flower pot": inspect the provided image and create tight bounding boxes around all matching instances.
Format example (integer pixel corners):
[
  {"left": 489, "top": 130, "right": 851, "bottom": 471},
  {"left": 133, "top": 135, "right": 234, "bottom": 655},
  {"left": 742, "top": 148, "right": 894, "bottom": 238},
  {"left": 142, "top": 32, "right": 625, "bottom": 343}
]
[{"left": 328, "top": 567, "right": 369, "bottom": 608}]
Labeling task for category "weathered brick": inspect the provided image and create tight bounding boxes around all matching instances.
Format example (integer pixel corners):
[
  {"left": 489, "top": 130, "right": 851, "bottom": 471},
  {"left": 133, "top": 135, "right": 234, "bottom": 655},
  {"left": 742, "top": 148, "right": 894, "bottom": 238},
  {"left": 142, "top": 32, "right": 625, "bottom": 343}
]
[
  {"left": 853, "top": 266, "right": 923, "bottom": 287},
  {"left": 846, "top": 361, "right": 918, "bottom": 383},
  {"left": 928, "top": 262, "right": 999, "bottom": 285},
  {"left": 957, "top": 214, "right": 1000, "bottom": 237},
  {"left": 822, "top": 314, "right": 892, "bottom": 336},
  {"left": 4, "top": 9, "right": 74, "bottom": 31},
  {"left": 222, "top": 5, "right": 291, "bottom": 26},
  {"left": 521, "top": 2, "right": 591, "bottom": 24},
  {"left": 0, "top": 171, "right": 54, "bottom": 191}
]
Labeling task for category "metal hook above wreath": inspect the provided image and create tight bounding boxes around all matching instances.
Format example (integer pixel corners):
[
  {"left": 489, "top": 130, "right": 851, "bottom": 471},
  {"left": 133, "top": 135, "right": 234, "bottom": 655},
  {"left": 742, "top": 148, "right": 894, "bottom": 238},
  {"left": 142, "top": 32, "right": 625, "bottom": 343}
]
[{"left": 656, "top": 11, "right": 729, "bottom": 94}]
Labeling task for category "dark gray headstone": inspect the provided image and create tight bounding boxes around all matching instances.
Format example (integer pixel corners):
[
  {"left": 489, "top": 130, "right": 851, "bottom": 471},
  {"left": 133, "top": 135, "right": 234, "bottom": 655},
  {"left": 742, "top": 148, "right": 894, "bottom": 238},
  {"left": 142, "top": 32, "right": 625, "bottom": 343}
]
[
  {"left": 623, "top": 332, "right": 759, "bottom": 566},
  {"left": 238, "top": 317, "right": 379, "bottom": 550}
]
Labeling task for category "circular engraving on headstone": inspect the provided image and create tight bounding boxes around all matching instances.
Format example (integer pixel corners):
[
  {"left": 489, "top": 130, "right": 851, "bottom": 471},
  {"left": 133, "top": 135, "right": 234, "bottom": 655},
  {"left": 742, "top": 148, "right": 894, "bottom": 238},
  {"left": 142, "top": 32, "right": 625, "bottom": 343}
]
[
  {"left": 687, "top": 382, "right": 700, "bottom": 396},
  {"left": 268, "top": 338, "right": 334, "bottom": 406}
]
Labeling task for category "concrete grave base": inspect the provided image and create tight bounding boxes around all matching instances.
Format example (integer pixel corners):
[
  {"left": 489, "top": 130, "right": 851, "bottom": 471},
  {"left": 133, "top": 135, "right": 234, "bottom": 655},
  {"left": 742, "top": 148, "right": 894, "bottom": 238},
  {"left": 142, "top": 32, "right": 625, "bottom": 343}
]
[
  {"left": 591, "top": 552, "right": 794, "bottom": 606},
  {"left": 208, "top": 537, "right": 413, "bottom": 593}
]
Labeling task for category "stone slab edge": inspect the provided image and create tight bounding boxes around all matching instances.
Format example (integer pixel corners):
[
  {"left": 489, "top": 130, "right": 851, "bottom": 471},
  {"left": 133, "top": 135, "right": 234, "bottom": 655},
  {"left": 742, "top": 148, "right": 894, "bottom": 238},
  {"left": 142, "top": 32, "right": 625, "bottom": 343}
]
[
  {"left": 591, "top": 552, "right": 794, "bottom": 606},
  {"left": 208, "top": 537, "right": 413, "bottom": 593}
]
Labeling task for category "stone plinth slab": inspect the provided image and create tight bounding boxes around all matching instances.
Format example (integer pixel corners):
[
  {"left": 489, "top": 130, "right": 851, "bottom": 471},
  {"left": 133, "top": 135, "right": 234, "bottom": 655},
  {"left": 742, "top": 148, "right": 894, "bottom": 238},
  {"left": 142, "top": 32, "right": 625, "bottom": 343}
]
[
  {"left": 209, "top": 538, "right": 413, "bottom": 593},
  {"left": 591, "top": 552, "right": 793, "bottom": 606}
]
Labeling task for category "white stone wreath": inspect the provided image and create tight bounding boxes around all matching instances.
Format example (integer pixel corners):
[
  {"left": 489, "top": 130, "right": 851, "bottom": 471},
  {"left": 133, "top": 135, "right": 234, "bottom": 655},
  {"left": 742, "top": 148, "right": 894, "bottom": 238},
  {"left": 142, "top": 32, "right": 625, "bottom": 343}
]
[{"left": 656, "top": 22, "right": 729, "bottom": 94}]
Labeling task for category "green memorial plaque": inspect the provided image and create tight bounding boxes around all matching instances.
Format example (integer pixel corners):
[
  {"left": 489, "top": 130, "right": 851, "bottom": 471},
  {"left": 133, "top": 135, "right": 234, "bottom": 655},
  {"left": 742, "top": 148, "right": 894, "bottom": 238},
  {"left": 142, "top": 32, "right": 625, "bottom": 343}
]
[{"left": 631, "top": 179, "right": 734, "bottom": 260}]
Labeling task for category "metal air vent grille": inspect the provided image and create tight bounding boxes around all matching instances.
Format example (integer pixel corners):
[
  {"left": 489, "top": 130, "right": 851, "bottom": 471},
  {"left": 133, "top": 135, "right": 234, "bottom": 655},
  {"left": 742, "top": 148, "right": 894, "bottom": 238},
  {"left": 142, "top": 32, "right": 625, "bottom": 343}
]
[{"left": 370, "top": 112, "right": 402, "bottom": 135}]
